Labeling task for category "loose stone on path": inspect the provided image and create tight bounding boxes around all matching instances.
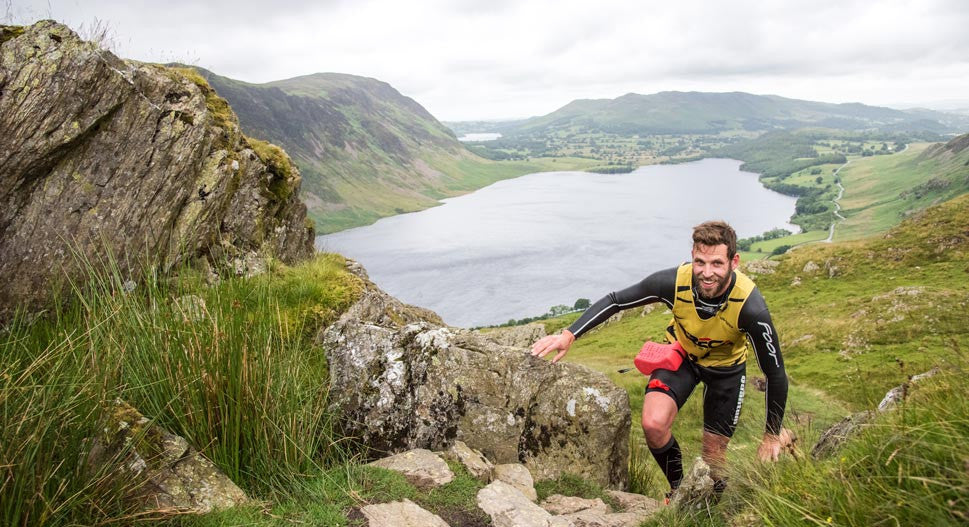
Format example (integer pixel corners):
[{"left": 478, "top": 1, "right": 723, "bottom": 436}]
[
  {"left": 444, "top": 440, "right": 494, "bottom": 482},
  {"left": 477, "top": 480, "right": 560, "bottom": 527},
  {"left": 367, "top": 448, "right": 454, "bottom": 488},
  {"left": 360, "top": 499, "right": 450, "bottom": 527},
  {"left": 494, "top": 463, "right": 538, "bottom": 501}
]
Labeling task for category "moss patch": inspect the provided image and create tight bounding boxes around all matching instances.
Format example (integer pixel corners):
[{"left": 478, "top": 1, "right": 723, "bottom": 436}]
[
  {"left": 0, "top": 25, "right": 26, "bottom": 45},
  {"left": 247, "top": 136, "right": 299, "bottom": 201},
  {"left": 166, "top": 66, "right": 238, "bottom": 147}
]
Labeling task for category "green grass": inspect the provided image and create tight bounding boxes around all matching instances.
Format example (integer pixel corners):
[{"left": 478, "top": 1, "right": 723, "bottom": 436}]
[
  {"left": 737, "top": 351, "right": 969, "bottom": 526},
  {"left": 748, "top": 229, "right": 830, "bottom": 255},
  {"left": 164, "top": 461, "right": 489, "bottom": 526},
  {"left": 1, "top": 253, "right": 362, "bottom": 525},
  {"left": 834, "top": 142, "right": 969, "bottom": 241}
]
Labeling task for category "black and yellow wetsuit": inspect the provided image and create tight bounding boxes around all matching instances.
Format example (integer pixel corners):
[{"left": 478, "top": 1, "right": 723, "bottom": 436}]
[{"left": 566, "top": 265, "right": 787, "bottom": 437}]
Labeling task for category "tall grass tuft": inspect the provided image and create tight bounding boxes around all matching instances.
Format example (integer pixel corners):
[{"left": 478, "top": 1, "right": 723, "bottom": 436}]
[
  {"left": 734, "top": 341, "right": 969, "bottom": 526},
  {"left": 1, "top": 252, "right": 361, "bottom": 525},
  {"left": 0, "top": 308, "right": 132, "bottom": 525}
]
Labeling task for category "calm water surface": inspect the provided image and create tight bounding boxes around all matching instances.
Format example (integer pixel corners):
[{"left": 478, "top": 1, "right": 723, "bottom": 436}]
[{"left": 316, "top": 158, "right": 796, "bottom": 327}]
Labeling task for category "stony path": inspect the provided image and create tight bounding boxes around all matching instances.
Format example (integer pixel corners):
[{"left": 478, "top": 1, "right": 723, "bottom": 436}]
[
  {"left": 824, "top": 178, "right": 846, "bottom": 243},
  {"left": 360, "top": 441, "right": 678, "bottom": 527}
]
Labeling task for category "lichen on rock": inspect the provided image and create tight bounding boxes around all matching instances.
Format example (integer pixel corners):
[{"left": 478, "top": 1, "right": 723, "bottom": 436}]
[
  {"left": 321, "top": 260, "right": 630, "bottom": 489},
  {"left": 0, "top": 21, "right": 314, "bottom": 320},
  {"left": 88, "top": 400, "right": 248, "bottom": 513}
]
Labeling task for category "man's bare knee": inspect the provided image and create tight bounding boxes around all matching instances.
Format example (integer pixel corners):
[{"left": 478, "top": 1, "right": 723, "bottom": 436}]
[
  {"left": 642, "top": 392, "right": 677, "bottom": 448},
  {"left": 641, "top": 415, "right": 671, "bottom": 446}
]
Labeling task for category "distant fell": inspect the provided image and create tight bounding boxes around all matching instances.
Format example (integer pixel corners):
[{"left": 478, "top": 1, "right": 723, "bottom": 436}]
[
  {"left": 499, "top": 91, "right": 969, "bottom": 136},
  {"left": 197, "top": 69, "right": 485, "bottom": 233}
]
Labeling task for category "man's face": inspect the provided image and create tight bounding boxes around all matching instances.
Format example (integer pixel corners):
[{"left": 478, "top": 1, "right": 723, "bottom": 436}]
[{"left": 691, "top": 243, "right": 739, "bottom": 300}]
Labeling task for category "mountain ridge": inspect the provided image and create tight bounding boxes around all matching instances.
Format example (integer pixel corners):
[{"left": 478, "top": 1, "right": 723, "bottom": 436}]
[
  {"left": 482, "top": 90, "right": 969, "bottom": 136},
  {"left": 196, "top": 68, "right": 486, "bottom": 233}
]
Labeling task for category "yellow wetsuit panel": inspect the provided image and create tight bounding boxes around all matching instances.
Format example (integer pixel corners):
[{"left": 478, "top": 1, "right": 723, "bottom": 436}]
[{"left": 666, "top": 263, "right": 755, "bottom": 367}]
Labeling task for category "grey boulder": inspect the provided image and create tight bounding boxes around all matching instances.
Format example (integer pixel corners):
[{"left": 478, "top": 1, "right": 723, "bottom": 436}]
[{"left": 321, "top": 261, "right": 630, "bottom": 488}]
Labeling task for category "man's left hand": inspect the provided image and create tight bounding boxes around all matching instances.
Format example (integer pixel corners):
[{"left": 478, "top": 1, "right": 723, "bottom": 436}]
[{"left": 756, "top": 428, "right": 793, "bottom": 462}]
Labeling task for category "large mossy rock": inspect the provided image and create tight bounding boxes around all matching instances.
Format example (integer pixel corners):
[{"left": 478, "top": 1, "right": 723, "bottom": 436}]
[
  {"left": 0, "top": 21, "right": 314, "bottom": 319},
  {"left": 321, "top": 262, "right": 630, "bottom": 488},
  {"left": 89, "top": 401, "right": 248, "bottom": 513}
]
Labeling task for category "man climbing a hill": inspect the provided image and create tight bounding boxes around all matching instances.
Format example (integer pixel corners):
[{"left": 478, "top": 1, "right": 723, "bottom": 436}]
[{"left": 531, "top": 220, "right": 790, "bottom": 500}]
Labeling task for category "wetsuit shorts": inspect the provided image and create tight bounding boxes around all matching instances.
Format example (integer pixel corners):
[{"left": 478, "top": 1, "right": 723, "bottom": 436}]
[{"left": 646, "top": 358, "right": 746, "bottom": 438}]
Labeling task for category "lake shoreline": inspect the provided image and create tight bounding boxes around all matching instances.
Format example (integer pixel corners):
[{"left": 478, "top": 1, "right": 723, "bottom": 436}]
[{"left": 317, "top": 158, "right": 798, "bottom": 327}]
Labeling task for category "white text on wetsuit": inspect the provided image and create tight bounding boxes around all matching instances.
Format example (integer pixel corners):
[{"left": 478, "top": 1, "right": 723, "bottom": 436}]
[{"left": 758, "top": 321, "right": 780, "bottom": 368}]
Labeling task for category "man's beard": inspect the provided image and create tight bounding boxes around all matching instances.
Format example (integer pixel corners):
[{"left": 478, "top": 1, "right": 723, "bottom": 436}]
[{"left": 692, "top": 268, "right": 733, "bottom": 300}]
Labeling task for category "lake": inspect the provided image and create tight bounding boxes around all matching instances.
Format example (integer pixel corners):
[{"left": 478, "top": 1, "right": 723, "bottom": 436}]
[
  {"left": 458, "top": 132, "right": 502, "bottom": 142},
  {"left": 316, "top": 158, "right": 797, "bottom": 328}
]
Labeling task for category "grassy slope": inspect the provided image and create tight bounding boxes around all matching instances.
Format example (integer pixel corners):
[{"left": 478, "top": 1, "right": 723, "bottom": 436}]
[
  {"left": 8, "top": 140, "right": 969, "bottom": 525},
  {"left": 737, "top": 133, "right": 969, "bottom": 260},
  {"left": 543, "top": 193, "right": 969, "bottom": 525},
  {"left": 7, "top": 200, "right": 968, "bottom": 527},
  {"left": 315, "top": 154, "right": 601, "bottom": 233},
  {"left": 836, "top": 141, "right": 969, "bottom": 241}
]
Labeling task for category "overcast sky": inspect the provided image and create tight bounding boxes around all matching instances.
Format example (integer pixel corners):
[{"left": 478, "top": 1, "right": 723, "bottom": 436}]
[{"left": 6, "top": 0, "right": 969, "bottom": 121}]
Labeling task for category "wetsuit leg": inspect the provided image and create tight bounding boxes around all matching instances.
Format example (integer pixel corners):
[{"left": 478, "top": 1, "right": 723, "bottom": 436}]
[
  {"left": 645, "top": 356, "right": 700, "bottom": 407},
  {"left": 697, "top": 363, "right": 747, "bottom": 437}
]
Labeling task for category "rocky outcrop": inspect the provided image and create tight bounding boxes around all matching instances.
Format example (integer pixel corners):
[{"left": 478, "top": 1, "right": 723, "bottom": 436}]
[
  {"left": 811, "top": 411, "right": 873, "bottom": 459},
  {"left": 669, "top": 457, "right": 717, "bottom": 510},
  {"left": 88, "top": 400, "right": 248, "bottom": 513},
  {"left": 477, "top": 480, "right": 559, "bottom": 527},
  {"left": 812, "top": 367, "right": 940, "bottom": 458},
  {"left": 741, "top": 259, "right": 779, "bottom": 276},
  {"left": 321, "top": 261, "right": 630, "bottom": 488},
  {"left": 0, "top": 21, "right": 314, "bottom": 319},
  {"left": 540, "top": 495, "right": 609, "bottom": 515},
  {"left": 494, "top": 463, "right": 539, "bottom": 501},
  {"left": 482, "top": 323, "right": 548, "bottom": 348}
]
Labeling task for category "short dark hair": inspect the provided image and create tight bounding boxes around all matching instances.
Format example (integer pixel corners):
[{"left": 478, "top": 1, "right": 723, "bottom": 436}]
[{"left": 692, "top": 220, "right": 737, "bottom": 259}]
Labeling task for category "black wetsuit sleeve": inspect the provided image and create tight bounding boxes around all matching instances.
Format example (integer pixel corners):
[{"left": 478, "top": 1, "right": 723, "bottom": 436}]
[
  {"left": 738, "top": 287, "right": 788, "bottom": 435},
  {"left": 566, "top": 267, "right": 678, "bottom": 339}
]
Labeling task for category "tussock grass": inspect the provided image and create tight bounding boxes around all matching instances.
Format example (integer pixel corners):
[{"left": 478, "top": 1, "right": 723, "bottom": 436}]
[
  {"left": 736, "top": 346, "right": 969, "bottom": 526},
  {"left": 1, "top": 253, "right": 361, "bottom": 525}
]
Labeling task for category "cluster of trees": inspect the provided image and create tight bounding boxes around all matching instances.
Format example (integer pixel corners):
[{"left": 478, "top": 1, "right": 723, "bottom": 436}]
[
  {"left": 795, "top": 193, "right": 832, "bottom": 215},
  {"left": 588, "top": 165, "right": 635, "bottom": 174},
  {"left": 737, "top": 228, "right": 793, "bottom": 251},
  {"left": 495, "top": 298, "right": 591, "bottom": 328}
]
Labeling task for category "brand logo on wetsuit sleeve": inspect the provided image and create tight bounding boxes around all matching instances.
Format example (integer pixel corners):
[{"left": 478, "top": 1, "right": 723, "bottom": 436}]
[{"left": 758, "top": 321, "right": 780, "bottom": 368}]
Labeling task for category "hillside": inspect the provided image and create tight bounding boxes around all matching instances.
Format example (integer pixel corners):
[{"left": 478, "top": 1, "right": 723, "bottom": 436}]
[
  {"left": 502, "top": 91, "right": 969, "bottom": 136},
  {"left": 541, "top": 190, "right": 969, "bottom": 525},
  {"left": 835, "top": 132, "right": 969, "bottom": 240},
  {"left": 197, "top": 69, "right": 596, "bottom": 233},
  {"left": 8, "top": 184, "right": 967, "bottom": 526}
]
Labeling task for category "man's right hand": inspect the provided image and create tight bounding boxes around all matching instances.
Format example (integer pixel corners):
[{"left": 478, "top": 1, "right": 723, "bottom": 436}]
[{"left": 530, "top": 330, "right": 575, "bottom": 363}]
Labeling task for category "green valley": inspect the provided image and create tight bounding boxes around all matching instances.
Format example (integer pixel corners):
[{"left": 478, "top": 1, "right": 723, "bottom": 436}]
[{"left": 196, "top": 69, "right": 598, "bottom": 233}]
